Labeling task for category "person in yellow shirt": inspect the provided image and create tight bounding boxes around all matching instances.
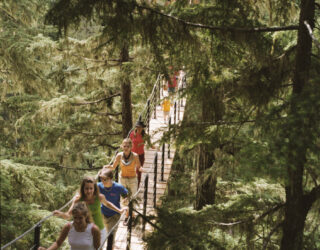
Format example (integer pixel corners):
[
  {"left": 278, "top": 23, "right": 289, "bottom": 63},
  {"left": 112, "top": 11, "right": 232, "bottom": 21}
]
[{"left": 162, "top": 94, "right": 171, "bottom": 123}]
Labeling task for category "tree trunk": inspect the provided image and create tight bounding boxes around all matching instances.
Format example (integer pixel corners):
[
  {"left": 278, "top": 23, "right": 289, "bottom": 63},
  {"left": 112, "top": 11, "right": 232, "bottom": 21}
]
[
  {"left": 195, "top": 144, "right": 217, "bottom": 210},
  {"left": 280, "top": 1, "right": 315, "bottom": 249},
  {"left": 194, "top": 87, "right": 223, "bottom": 210},
  {"left": 120, "top": 45, "right": 133, "bottom": 138}
]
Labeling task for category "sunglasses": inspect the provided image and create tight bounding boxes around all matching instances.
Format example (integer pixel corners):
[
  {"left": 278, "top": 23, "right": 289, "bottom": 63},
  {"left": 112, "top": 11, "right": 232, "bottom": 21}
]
[{"left": 100, "top": 177, "right": 110, "bottom": 181}]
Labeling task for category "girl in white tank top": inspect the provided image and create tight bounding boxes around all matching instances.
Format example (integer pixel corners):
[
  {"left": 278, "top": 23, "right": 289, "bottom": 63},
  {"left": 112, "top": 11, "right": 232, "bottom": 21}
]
[
  {"left": 38, "top": 202, "right": 100, "bottom": 250},
  {"left": 68, "top": 222, "right": 95, "bottom": 250}
]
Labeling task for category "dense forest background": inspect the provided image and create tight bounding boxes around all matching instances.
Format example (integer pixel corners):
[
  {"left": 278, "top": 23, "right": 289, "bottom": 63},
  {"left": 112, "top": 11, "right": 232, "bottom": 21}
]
[{"left": 1, "top": 0, "right": 319, "bottom": 249}]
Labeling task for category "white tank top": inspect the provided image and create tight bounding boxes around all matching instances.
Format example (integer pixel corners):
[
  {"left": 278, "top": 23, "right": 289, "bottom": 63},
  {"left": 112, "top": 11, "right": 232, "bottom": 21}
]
[{"left": 68, "top": 222, "right": 95, "bottom": 250}]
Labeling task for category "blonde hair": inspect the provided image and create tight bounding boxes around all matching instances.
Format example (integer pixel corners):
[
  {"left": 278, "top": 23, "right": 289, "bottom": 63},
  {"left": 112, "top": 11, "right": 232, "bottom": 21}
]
[
  {"left": 121, "top": 138, "right": 132, "bottom": 148},
  {"left": 72, "top": 202, "right": 92, "bottom": 224}
]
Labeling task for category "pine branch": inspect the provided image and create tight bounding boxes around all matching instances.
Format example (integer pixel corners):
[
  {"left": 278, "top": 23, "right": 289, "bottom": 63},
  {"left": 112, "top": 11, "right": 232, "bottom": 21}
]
[
  {"left": 72, "top": 54, "right": 133, "bottom": 63},
  {"left": 276, "top": 45, "right": 297, "bottom": 60},
  {"left": 183, "top": 115, "right": 285, "bottom": 127},
  {"left": 66, "top": 129, "right": 121, "bottom": 136},
  {"left": 306, "top": 166, "right": 319, "bottom": 186},
  {"left": 91, "top": 111, "right": 122, "bottom": 116},
  {"left": 208, "top": 203, "right": 285, "bottom": 227},
  {"left": 0, "top": 6, "right": 24, "bottom": 25},
  {"left": 57, "top": 165, "right": 102, "bottom": 170},
  {"left": 108, "top": 116, "right": 122, "bottom": 124},
  {"left": 303, "top": 185, "right": 320, "bottom": 208},
  {"left": 262, "top": 222, "right": 283, "bottom": 250},
  {"left": 311, "top": 53, "right": 320, "bottom": 59},
  {"left": 89, "top": 143, "right": 118, "bottom": 150},
  {"left": 135, "top": 4, "right": 299, "bottom": 33},
  {"left": 70, "top": 93, "right": 120, "bottom": 106},
  {"left": 93, "top": 37, "right": 116, "bottom": 51},
  {"left": 304, "top": 21, "right": 320, "bottom": 50}
]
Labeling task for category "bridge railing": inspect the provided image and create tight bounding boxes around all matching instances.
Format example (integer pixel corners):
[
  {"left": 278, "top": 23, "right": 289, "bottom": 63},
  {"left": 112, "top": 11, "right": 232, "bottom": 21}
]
[{"left": 2, "top": 72, "right": 185, "bottom": 250}]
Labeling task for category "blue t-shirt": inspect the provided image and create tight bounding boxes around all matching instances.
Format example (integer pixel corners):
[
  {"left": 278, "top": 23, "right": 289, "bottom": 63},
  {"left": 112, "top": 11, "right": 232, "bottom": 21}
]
[{"left": 98, "top": 182, "right": 128, "bottom": 217}]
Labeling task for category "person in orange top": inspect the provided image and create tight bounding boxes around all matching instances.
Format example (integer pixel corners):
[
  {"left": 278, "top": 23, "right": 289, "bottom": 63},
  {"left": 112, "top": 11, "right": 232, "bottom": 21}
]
[{"left": 105, "top": 138, "right": 142, "bottom": 225}]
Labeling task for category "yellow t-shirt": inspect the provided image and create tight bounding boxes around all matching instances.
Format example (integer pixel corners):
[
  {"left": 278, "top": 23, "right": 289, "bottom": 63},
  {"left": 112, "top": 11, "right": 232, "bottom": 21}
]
[{"left": 162, "top": 99, "right": 171, "bottom": 112}]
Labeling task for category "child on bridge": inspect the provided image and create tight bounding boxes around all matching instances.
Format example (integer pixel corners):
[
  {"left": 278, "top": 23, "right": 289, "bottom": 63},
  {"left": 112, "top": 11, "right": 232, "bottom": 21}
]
[
  {"left": 38, "top": 202, "right": 101, "bottom": 250},
  {"left": 53, "top": 177, "right": 125, "bottom": 247}
]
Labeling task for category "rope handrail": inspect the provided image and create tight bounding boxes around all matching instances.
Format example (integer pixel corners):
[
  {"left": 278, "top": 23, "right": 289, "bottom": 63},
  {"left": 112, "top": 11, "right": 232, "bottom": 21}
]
[
  {"left": 1, "top": 198, "right": 74, "bottom": 249},
  {"left": 1, "top": 74, "right": 163, "bottom": 250}
]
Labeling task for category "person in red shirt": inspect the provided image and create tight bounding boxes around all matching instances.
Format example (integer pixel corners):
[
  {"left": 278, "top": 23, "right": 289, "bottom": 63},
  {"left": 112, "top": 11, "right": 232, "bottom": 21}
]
[
  {"left": 167, "top": 66, "right": 178, "bottom": 94},
  {"left": 129, "top": 121, "right": 154, "bottom": 187}
]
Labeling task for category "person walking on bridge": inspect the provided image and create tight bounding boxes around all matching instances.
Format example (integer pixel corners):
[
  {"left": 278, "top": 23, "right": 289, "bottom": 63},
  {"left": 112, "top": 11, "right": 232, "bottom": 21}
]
[
  {"left": 129, "top": 120, "right": 154, "bottom": 187},
  {"left": 98, "top": 168, "right": 128, "bottom": 250},
  {"left": 105, "top": 138, "right": 142, "bottom": 225},
  {"left": 38, "top": 202, "right": 101, "bottom": 250},
  {"left": 53, "top": 177, "right": 125, "bottom": 246}
]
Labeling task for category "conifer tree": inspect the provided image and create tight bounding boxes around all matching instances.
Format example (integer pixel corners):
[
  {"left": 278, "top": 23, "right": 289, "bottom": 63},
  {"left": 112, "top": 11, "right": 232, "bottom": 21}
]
[{"left": 280, "top": 0, "right": 318, "bottom": 249}]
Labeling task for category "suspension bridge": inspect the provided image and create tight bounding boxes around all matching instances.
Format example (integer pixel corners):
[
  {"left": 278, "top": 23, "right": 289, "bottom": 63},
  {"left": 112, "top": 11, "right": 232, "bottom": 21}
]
[{"left": 1, "top": 74, "right": 186, "bottom": 250}]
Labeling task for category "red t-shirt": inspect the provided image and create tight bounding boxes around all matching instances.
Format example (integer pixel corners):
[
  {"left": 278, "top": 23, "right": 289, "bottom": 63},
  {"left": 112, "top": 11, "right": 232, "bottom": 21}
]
[
  {"left": 168, "top": 74, "right": 177, "bottom": 88},
  {"left": 130, "top": 131, "right": 145, "bottom": 155}
]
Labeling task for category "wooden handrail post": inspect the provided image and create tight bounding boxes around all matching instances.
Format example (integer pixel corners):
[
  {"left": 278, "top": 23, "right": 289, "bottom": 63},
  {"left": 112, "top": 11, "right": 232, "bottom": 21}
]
[
  {"left": 126, "top": 201, "right": 133, "bottom": 250},
  {"left": 158, "top": 77, "right": 161, "bottom": 100},
  {"left": 161, "top": 143, "right": 165, "bottom": 181},
  {"left": 178, "top": 98, "right": 180, "bottom": 121},
  {"left": 174, "top": 101, "right": 177, "bottom": 125},
  {"left": 168, "top": 117, "right": 171, "bottom": 159},
  {"left": 33, "top": 224, "right": 41, "bottom": 250},
  {"left": 142, "top": 174, "right": 149, "bottom": 236},
  {"left": 115, "top": 166, "right": 119, "bottom": 183},
  {"left": 147, "top": 99, "right": 150, "bottom": 134},
  {"left": 154, "top": 93, "right": 157, "bottom": 119},
  {"left": 153, "top": 152, "right": 158, "bottom": 208}
]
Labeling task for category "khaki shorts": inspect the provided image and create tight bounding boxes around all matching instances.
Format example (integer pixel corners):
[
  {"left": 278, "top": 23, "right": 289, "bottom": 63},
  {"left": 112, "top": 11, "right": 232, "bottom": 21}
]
[
  {"left": 120, "top": 176, "right": 138, "bottom": 197},
  {"left": 103, "top": 213, "right": 121, "bottom": 242}
]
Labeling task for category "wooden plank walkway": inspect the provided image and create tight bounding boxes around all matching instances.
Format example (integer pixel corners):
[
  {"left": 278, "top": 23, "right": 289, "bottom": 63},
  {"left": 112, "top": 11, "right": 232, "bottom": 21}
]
[{"left": 105, "top": 96, "right": 186, "bottom": 250}]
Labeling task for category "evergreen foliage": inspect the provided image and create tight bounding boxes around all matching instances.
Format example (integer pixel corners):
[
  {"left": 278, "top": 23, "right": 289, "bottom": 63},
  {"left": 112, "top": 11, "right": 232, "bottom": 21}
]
[{"left": 1, "top": 0, "right": 319, "bottom": 249}]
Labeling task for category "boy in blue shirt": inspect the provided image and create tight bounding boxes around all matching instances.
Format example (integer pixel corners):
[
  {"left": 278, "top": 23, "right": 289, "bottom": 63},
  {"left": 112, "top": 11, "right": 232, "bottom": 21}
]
[{"left": 98, "top": 168, "right": 128, "bottom": 250}]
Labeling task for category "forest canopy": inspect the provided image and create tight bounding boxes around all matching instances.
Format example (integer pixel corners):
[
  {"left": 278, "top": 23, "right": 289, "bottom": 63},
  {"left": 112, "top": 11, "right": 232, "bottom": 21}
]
[{"left": 1, "top": 0, "right": 320, "bottom": 249}]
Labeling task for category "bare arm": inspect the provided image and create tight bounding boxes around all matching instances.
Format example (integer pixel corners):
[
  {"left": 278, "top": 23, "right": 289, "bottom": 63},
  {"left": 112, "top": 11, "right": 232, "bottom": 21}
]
[
  {"left": 134, "top": 154, "right": 142, "bottom": 172},
  {"left": 38, "top": 223, "right": 70, "bottom": 250},
  {"left": 53, "top": 196, "right": 80, "bottom": 220},
  {"left": 104, "top": 154, "right": 120, "bottom": 170},
  {"left": 91, "top": 224, "right": 101, "bottom": 250},
  {"left": 99, "top": 194, "right": 124, "bottom": 214}
]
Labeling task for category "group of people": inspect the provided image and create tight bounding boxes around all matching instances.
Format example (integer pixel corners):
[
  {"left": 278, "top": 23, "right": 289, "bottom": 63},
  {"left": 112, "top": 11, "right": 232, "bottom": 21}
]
[
  {"left": 162, "top": 66, "right": 187, "bottom": 123},
  {"left": 38, "top": 67, "right": 187, "bottom": 250},
  {"left": 38, "top": 122, "right": 153, "bottom": 250}
]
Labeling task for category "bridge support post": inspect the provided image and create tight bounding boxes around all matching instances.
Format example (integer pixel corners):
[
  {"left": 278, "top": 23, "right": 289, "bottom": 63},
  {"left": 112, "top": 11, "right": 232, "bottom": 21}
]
[
  {"left": 147, "top": 99, "right": 150, "bottom": 134},
  {"left": 126, "top": 201, "right": 133, "bottom": 250},
  {"left": 33, "top": 224, "right": 41, "bottom": 250},
  {"left": 174, "top": 101, "right": 177, "bottom": 125},
  {"left": 153, "top": 152, "right": 158, "bottom": 208},
  {"left": 161, "top": 143, "right": 165, "bottom": 182},
  {"left": 142, "top": 174, "right": 149, "bottom": 237},
  {"left": 115, "top": 166, "right": 119, "bottom": 183},
  {"left": 168, "top": 117, "right": 171, "bottom": 159},
  {"left": 153, "top": 94, "right": 157, "bottom": 119},
  {"left": 178, "top": 99, "right": 180, "bottom": 121}
]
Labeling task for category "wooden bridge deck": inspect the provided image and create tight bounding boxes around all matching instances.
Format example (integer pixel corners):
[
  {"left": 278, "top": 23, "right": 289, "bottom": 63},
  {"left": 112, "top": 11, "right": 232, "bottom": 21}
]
[{"left": 106, "top": 97, "right": 186, "bottom": 250}]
